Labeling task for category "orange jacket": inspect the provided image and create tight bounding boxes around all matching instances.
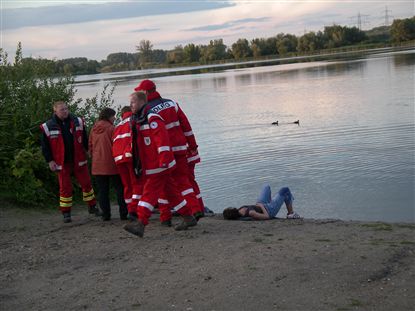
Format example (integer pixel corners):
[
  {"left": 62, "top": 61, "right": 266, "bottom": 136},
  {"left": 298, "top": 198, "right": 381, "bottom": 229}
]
[{"left": 89, "top": 120, "right": 118, "bottom": 175}]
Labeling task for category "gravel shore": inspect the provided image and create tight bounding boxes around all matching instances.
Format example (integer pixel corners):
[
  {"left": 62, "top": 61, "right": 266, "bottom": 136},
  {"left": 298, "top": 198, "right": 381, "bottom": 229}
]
[{"left": 1, "top": 206, "right": 414, "bottom": 310}]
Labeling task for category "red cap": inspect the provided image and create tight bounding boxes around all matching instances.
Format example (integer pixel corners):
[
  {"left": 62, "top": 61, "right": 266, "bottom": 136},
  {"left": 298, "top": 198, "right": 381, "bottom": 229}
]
[{"left": 134, "top": 79, "right": 156, "bottom": 92}]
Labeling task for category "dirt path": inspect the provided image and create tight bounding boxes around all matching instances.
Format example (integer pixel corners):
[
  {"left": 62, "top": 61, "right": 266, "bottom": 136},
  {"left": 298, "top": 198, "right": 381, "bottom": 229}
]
[{"left": 1, "top": 206, "right": 414, "bottom": 310}]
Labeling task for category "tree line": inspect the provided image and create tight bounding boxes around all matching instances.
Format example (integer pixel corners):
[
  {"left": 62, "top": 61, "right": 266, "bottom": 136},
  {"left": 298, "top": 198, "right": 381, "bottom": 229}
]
[{"left": 22, "top": 16, "right": 415, "bottom": 75}]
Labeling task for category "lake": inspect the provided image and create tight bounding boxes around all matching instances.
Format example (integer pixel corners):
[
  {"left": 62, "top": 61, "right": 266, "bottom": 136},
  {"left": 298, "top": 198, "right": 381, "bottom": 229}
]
[{"left": 75, "top": 50, "right": 415, "bottom": 223}]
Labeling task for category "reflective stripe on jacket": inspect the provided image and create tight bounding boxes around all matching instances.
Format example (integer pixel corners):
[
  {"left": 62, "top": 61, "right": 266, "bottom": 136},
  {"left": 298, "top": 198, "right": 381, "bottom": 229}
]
[
  {"left": 40, "top": 114, "right": 87, "bottom": 168},
  {"left": 146, "top": 97, "right": 198, "bottom": 155},
  {"left": 112, "top": 112, "right": 133, "bottom": 164},
  {"left": 136, "top": 110, "right": 176, "bottom": 176}
]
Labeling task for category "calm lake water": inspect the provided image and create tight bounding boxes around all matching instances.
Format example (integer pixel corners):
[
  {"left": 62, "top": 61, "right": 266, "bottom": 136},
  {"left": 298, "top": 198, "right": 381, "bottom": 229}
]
[{"left": 75, "top": 50, "right": 415, "bottom": 223}]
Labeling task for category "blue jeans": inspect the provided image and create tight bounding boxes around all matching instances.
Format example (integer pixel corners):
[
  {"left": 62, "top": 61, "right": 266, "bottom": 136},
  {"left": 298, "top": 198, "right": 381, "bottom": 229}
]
[{"left": 256, "top": 185, "right": 294, "bottom": 218}]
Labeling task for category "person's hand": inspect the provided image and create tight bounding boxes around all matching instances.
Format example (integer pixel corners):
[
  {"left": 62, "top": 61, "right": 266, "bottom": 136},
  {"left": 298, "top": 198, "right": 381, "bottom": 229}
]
[
  {"left": 48, "top": 161, "right": 59, "bottom": 172},
  {"left": 189, "top": 147, "right": 198, "bottom": 156}
]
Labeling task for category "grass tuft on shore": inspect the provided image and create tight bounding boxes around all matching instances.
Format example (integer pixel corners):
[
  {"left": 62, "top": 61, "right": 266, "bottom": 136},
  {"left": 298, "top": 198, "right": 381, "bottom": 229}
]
[{"left": 361, "top": 223, "right": 393, "bottom": 231}]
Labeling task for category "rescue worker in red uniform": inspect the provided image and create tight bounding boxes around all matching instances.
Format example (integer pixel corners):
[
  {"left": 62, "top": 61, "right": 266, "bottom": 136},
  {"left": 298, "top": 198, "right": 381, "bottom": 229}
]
[
  {"left": 134, "top": 80, "right": 204, "bottom": 223},
  {"left": 112, "top": 106, "right": 144, "bottom": 219},
  {"left": 40, "top": 101, "right": 98, "bottom": 223},
  {"left": 187, "top": 150, "right": 205, "bottom": 212},
  {"left": 123, "top": 92, "right": 197, "bottom": 237}
]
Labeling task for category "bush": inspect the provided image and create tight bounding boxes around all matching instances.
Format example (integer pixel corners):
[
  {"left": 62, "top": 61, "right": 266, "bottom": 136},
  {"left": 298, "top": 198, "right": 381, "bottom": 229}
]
[{"left": 0, "top": 43, "right": 116, "bottom": 207}]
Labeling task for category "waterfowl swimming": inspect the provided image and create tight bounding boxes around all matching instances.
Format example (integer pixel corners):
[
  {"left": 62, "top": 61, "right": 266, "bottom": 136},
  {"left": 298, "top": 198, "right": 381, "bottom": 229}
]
[
  {"left": 271, "top": 121, "right": 279, "bottom": 125},
  {"left": 293, "top": 120, "right": 300, "bottom": 125}
]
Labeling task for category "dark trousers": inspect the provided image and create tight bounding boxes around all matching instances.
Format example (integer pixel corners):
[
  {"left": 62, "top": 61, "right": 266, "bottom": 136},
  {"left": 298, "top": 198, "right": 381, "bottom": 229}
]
[{"left": 95, "top": 174, "right": 128, "bottom": 219}]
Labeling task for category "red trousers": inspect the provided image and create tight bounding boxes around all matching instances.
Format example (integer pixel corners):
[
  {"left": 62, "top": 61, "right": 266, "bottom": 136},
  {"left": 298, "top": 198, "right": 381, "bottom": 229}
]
[
  {"left": 116, "top": 162, "right": 143, "bottom": 215},
  {"left": 57, "top": 163, "right": 96, "bottom": 212},
  {"left": 137, "top": 172, "right": 190, "bottom": 225},
  {"left": 188, "top": 162, "right": 205, "bottom": 211},
  {"left": 169, "top": 155, "right": 203, "bottom": 216}
]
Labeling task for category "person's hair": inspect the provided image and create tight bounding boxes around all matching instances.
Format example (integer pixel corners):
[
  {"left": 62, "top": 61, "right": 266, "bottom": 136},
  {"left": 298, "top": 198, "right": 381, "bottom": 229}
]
[
  {"left": 120, "top": 106, "right": 131, "bottom": 115},
  {"left": 99, "top": 107, "right": 116, "bottom": 121},
  {"left": 130, "top": 91, "right": 147, "bottom": 103},
  {"left": 223, "top": 207, "right": 240, "bottom": 220},
  {"left": 53, "top": 101, "right": 66, "bottom": 108}
]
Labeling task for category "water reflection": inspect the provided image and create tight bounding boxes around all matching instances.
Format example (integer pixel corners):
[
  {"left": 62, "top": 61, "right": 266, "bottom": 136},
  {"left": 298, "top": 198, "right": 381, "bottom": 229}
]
[
  {"left": 213, "top": 77, "right": 227, "bottom": 90},
  {"left": 75, "top": 49, "right": 415, "bottom": 222},
  {"left": 234, "top": 73, "right": 252, "bottom": 86},
  {"left": 191, "top": 79, "right": 202, "bottom": 90},
  {"left": 393, "top": 52, "right": 415, "bottom": 67}
]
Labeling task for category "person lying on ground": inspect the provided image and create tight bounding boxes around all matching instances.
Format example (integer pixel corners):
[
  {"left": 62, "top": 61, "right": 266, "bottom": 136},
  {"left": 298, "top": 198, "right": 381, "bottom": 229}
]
[{"left": 222, "top": 185, "right": 301, "bottom": 220}]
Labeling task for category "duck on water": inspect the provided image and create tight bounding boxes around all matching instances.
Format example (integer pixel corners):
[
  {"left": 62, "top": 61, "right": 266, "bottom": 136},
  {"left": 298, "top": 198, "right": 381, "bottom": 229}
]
[{"left": 271, "top": 120, "right": 300, "bottom": 126}]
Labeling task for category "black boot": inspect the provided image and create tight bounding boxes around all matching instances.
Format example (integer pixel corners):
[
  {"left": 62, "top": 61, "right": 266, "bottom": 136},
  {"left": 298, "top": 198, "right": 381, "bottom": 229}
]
[
  {"left": 88, "top": 205, "right": 102, "bottom": 216},
  {"left": 102, "top": 214, "right": 111, "bottom": 221},
  {"left": 128, "top": 212, "right": 138, "bottom": 222},
  {"left": 123, "top": 220, "right": 145, "bottom": 237},
  {"left": 174, "top": 215, "right": 197, "bottom": 231},
  {"left": 161, "top": 219, "right": 172, "bottom": 227},
  {"left": 63, "top": 212, "right": 72, "bottom": 223},
  {"left": 193, "top": 211, "right": 204, "bottom": 221}
]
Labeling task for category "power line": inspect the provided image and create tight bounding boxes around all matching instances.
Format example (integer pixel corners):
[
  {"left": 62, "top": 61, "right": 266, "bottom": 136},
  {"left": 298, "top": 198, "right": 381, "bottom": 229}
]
[
  {"left": 350, "top": 12, "right": 370, "bottom": 30},
  {"left": 382, "top": 6, "right": 393, "bottom": 26}
]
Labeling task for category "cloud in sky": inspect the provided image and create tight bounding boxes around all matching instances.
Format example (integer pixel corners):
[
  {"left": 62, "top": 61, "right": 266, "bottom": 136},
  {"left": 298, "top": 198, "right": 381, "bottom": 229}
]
[
  {"left": 1, "top": 1, "right": 414, "bottom": 60},
  {"left": 129, "top": 28, "right": 160, "bottom": 33},
  {"left": 184, "top": 17, "right": 271, "bottom": 32},
  {"left": 2, "top": 0, "right": 234, "bottom": 29}
]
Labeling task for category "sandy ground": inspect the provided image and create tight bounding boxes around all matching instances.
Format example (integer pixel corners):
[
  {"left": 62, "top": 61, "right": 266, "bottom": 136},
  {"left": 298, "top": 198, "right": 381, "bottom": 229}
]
[{"left": 0, "top": 205, "right": 414, "bottom": 311}]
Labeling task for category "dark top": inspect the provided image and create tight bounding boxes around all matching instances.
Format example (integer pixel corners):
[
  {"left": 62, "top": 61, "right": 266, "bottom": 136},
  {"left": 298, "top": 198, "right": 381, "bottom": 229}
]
[
  {"left": 238, "top": 205, "right": 263, "bottom": 217},
  {"left": 41, "top": 114, "right": 88, "bottom": 163}
]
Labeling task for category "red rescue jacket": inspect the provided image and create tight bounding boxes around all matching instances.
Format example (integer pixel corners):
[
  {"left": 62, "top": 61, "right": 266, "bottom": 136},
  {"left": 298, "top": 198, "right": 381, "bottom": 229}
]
[
  {"left": 146, "top": 92, "right": 198, "bottom": 155},
  {"left": 136, "top": 109, "right": 176, "bottom": 176},
  {"left": 187, "top": 151, "right": 201, "bottom": 165},
  {"left": 40, "top": 114, "right": 87, "bottom": 169},
  {"left": 112, "top": 111, "right": 133, "bottom": 164}
]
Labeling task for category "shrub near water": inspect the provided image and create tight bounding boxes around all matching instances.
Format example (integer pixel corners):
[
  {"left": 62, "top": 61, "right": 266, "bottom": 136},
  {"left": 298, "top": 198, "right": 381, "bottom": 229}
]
[{"left": 0, "top": 43, "right": 115, "bottom": 207}]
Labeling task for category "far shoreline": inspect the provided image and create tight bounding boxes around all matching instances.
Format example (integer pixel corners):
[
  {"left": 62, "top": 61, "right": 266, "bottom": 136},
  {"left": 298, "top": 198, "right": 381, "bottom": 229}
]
[{"left": 73, "top": 44, "right": 415, "bottom": 84}]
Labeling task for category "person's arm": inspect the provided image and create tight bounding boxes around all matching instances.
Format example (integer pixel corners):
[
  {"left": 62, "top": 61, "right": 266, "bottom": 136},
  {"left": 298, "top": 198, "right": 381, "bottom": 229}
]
[
  {"left": 249, "top": 204, "right": 270, "bottom": 220},
  {"left": 41, "top": 132, "right": 53, "bottom": 163},
  {"left": 83, "top": 127, "right": 89, "bottom": 151},
  {"left": 176, "top": 104, "right": 198, "bottom": 152},
  {"left": 41, "top": 132, "right": 59, "bottom": 171}
]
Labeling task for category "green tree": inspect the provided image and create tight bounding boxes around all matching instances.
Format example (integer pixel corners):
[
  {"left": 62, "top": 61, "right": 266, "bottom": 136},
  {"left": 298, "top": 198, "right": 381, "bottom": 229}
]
[
  {"left": 391, "top": 16, "right": 415, "bottom": 42},
  {"left": 364, "top": 26, "right": 391, "bottom": 43},
  {"left": 183, "top": 44, "right": 201, "bottom": 63},
  {"left": 152, "top": 49, "right": 167, "bottom": 64},
  {"left": 231, "top": 38, "right": 252, "bottom": 59},
  {"left": 343, "top": 26, "right": 367, "bottom": 44},
  {"left": 323, "top": 25, "right": 345, "bottom": 48},
  {"left": 276, "top": 33, "right": 298, "bottom": 55},
  {"left": 101, "top": 52, "right": 138, "bottom": 71},
  {"left": 200, "top": 39, "right": 227, "bottom": 62},
  {"left": 250, "top": 38, "right": 268, "bottom": 58},
  {"left": 166, "top": 45, "right": 184, "bottom": 64},
  {"left": 55, "top": 57, "right": 99, "bottom": 75},
  {"left": 0, "top": 43, "right": 115, "bottom": 206},
  {"left": 297, "top": 31, "right": 325, "bottom": 53},
  {"left": 136, "top": 39, "right": 153, "bottom": 68}
]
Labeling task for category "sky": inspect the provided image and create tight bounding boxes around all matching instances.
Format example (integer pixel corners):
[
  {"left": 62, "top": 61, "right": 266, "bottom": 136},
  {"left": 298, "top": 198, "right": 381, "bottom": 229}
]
[{"left": 1, "top": 0, "right": 414, "bottom": 61}]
